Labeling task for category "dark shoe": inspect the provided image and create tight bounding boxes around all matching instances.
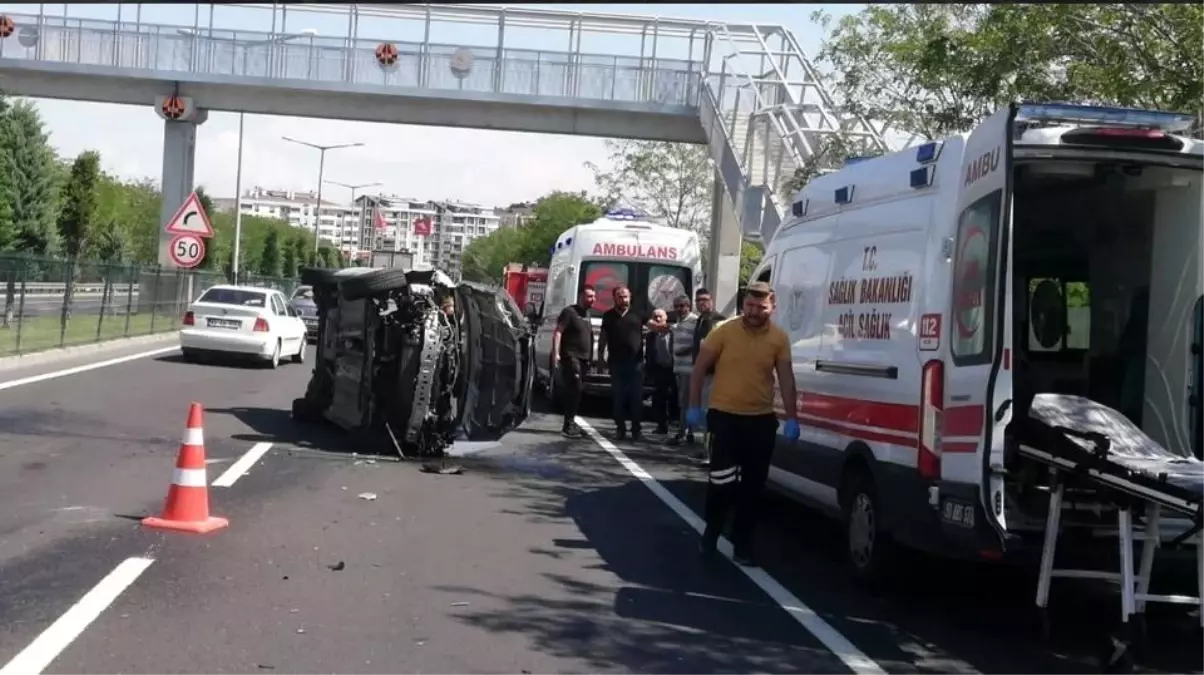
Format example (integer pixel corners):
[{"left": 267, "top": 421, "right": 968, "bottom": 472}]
[
  {"left": 698, "top": 534, "right": 718, "bottom": 560},
  {"left": 631, "top": 428, "right": 643, "bottom": 442},
  {"left": 561, "top": 425, "right": 584, "bottom": 439},
  {"left": 667, "top": 434, "right": 683, "bottom": 447},
  {"left": 655, "top": 424, "right": 669, "bottom": 435},
  {"left": 685, "top": 432, "right": 695, "bottom": 445},
  {"left": 616, "top": 427, "right": 628, "bottom": 442}
]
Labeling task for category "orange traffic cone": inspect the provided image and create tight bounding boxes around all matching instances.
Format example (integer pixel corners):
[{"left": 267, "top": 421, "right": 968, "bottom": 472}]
[{"left": 142, "top": 402, "right": 229, "bottom": 534}]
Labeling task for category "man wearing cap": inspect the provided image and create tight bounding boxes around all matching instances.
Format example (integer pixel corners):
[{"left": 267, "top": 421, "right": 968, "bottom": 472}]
[{"left": 686, "top": 281, "right": 799, "bottom": 566}]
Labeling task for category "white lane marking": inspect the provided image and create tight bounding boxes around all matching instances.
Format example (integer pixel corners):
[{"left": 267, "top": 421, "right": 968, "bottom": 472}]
[
  {"left": 0, "top": 556, "right": 154, "bottom": 675},
  {"left": 211, "top": 442, "right": 273, "bottom": 488},
  {"left": 0, "top": 346, "right": 178, "bottom": 392},
  {"left": 575, "top": 417, "right": 887, "bottom": 675}
]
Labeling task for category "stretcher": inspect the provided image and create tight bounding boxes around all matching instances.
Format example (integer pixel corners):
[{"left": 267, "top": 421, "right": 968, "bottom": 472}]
[{"left": 1011, "top": 394, "right": 1203, "bottom": 671}]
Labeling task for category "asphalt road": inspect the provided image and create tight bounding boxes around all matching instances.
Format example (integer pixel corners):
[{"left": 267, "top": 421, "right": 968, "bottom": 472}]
[
  {"left": 12, "top": 292, "right": 141, "bottom": 318},
  {"left": 0, "top": 344, "right": 1199, "bottom": 674}
]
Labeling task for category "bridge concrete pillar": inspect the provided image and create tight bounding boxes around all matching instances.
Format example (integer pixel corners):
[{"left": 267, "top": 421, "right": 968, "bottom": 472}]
[
  {"left": 706, "top": 170, "right": 742, "bottom": 317},
  {"left": 157, "top": 111, "right": 208, "bottom": 268}
]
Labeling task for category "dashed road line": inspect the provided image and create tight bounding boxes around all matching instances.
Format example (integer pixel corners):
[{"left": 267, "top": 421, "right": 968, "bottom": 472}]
[
  {"left": 575, "top": 417, "right": 887, "bottom": 675},
  {"left": 0, "top": 556, "right": 155, "bottom": 675},
  {"left": 211, "top": 442, "right": 274, "bottom": 488},
  {"left": 0, "top": 346, "right": 178, "bottom": 392}
]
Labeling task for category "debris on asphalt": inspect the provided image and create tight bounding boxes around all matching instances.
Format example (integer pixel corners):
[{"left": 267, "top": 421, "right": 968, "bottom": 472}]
[
  {"left": 327, "top": 561, "right": 346, "bottom": 571},
  {"left": 353, "top": 459, "right": 377, "bottom": 466},
  {"left": 450, "top": 601, "right": 470, "bottom": 607},
  {"left": 256, "top": 665, "right": 275, "bottom": 670},
  {"left": 295, "top": 628, "right": 305, "bottom": 634},
  {"left": 357, "top": 492, "right": 378, "bottom": 501},
  {"left": 419, "top": 462, "right": 463, "bottom": 475}
]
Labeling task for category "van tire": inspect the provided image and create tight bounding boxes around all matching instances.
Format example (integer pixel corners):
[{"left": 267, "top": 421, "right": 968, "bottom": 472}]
[
  {"left": 340, "top": 269, "right": 409, "bottom": 301},
  {"left": 842, "top": 467, "right": 898, "bottom": 588},
  {"left": 299, "top": 266, "right": 340, "bottom": 287}
]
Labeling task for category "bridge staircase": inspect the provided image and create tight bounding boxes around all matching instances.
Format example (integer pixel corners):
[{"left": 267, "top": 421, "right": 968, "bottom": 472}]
[{"left": 697, "top": 23, "right": 890, "bottom": 245}]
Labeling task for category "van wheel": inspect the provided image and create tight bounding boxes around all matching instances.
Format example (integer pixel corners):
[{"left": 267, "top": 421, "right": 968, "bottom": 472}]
[{"left": 843, "top": 468, "right": 898, "bottom": 588}]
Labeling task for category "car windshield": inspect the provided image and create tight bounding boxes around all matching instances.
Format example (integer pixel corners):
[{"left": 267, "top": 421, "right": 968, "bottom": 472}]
[
  {"left": 578, "top": 261, "right": 692, "bottom": 317},
  {"left": 292, "top": 286, "right": 315, "bottom": 301},
  {"left": 198, "top": 288, "right": 267, "bottom": 307}
]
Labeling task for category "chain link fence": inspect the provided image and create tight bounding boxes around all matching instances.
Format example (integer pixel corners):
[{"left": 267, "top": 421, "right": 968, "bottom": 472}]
[{"left": 0, "top": 254, "right": 301, "bottom": 357}]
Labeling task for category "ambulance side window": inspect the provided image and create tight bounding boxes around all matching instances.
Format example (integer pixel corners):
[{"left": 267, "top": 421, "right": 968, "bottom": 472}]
[{"left": 950, "top": 189, "right": 1003, "bottom": 366}]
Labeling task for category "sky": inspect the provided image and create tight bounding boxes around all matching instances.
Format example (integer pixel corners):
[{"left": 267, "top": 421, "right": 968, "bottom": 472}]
[{"left": 0, "top": 3, "right": 863, "bottom": 207}]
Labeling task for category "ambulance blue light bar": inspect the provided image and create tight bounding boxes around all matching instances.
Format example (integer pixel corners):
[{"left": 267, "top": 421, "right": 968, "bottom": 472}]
[
  {"left": 1016, "top": 103, "right": 1196, "bottom": 134},
  {"left": 605, "top": 208, "right": 646, "bottom": 220}
]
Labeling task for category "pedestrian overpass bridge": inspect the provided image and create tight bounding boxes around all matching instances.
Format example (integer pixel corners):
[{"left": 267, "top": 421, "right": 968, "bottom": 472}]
[{"left": 0, "top": 2, "right": 890, "bottom": 312}]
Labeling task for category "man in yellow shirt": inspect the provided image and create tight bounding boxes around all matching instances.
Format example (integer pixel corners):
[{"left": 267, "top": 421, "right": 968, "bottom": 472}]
[{"left": 686, "top": 282, "right": 799, "bottom": 566}]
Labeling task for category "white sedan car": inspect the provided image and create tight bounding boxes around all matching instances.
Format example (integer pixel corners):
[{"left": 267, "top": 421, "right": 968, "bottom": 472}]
[{"left": 179, "top": 285, "right": 308, "bottom": 368}]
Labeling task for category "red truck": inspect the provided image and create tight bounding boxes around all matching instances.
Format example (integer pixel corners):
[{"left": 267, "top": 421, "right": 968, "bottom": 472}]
[{"left": 502, "top": 263, "right": 548, "bottom": 316}]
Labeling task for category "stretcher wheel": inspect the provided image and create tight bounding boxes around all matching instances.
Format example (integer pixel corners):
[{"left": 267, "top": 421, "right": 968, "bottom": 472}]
[{"left": 1098, "top": 632, "right": 1135, "bottom": 674}]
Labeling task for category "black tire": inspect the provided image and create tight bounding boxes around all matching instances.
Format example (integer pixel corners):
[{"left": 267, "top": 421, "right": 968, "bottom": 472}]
[
  {"left": 842, "top": 467, "right": 899, "bottom": 588},
  {"left": 300, "top": 266, "right": 340, "bottom": 287},
  {"left": 340, "top": 269, "right": 409, "bottom": 301},
  {"left": 292, "top": 339, "right": 306, "bottom": 364},
  {"left": 291, "top": 396, "right": 323, "bottom": 423}
]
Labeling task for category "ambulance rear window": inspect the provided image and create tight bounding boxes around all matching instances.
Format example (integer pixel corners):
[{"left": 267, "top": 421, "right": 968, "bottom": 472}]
[{"left": 951, "top": 190, "right": 1003, "bottom": 366}]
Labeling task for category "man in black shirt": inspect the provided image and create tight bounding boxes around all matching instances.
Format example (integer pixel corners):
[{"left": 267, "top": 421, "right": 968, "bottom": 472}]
[
  {"left": 598, "top": 284, "right": 664, "bottom": 441},
  {"left": 552, "top": 285, "right": 597, "bottom": 438},
  {"left": 689, "top": 287, "right": 727, "bottom": 463}
]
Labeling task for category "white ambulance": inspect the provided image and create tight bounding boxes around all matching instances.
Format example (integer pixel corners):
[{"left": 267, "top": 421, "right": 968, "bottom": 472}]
[
  {"left": 533, "top": 209, "right": 704, "bottom": 398},
  {"left": 754, "top": 103, "right": 1203, "bottom": 583}
]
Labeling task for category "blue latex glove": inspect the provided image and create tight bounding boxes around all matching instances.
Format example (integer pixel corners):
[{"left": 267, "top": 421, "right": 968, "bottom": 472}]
[
  {"left": 782, "top": 418, "right": 800, "bottom": 442},
  {"left": 686, "top": 406, "right": 705, "bottom": 428}
]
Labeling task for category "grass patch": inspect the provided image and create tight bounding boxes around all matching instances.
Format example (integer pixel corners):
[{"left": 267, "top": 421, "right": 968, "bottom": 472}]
[{"left": 0, "top": 308, "right": 181, "bottom": 357}]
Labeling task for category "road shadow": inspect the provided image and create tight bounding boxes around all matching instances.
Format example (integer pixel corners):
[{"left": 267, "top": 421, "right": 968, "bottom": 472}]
[
  {"left": 152, "top": 353, "right": 266, "bottom": 370},
  {"left": 446, "top": 418, "right": 1203, "bottom": 675},
  {"left": 206, "top": 405, "right": 367, "bottom": 459},
  {"left": 435, "top": 445, "right": 849, "bottom": 673}
]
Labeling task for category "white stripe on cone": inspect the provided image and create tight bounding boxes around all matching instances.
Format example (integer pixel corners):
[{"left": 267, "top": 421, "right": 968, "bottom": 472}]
[
  {"left": 182, "top": 427, "right": 204, "bottom": 447},
  {"left": 172, "top": 467, "right": 209, "bottom": 487}
]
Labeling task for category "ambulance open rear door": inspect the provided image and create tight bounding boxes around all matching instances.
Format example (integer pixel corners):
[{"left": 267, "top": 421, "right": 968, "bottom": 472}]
[{"left": 945, "top": 104, "right": 1018, "bottom": 545}]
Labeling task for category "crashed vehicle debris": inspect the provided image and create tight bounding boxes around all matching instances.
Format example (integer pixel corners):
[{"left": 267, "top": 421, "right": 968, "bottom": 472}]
[{"left": 290, "top": 265, "right": 535, "bottom": 459}]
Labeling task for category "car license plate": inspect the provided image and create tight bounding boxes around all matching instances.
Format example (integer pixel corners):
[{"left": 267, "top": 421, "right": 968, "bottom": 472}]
[{"left": 207, "top": 318, "right": 241, "bottom": 330}]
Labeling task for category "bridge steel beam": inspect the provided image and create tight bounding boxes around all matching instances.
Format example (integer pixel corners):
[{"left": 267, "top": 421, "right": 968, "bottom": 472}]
[{"left": 707, "top": 170, "right": 743, "bottom": 317}]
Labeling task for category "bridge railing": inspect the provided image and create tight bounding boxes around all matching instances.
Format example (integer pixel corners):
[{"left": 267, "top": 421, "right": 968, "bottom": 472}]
[
  {"left": 0, "top": 254, "right": 298, "bottom": 358},
  {"left": 0, "top": 13, "right": 704, "bottom": 107}
]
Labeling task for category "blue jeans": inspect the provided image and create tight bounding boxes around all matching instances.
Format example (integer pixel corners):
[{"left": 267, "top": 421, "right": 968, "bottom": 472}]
[{"left": 609, "top": 360, "right": 644, "bottom": 431}]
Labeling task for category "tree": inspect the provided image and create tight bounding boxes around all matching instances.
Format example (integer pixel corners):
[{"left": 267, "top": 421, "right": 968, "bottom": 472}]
[
  {"left": 257, "top": 229, "right": 281, "bottom": 277},
  {"left": 585, "top": 140, "right": 711, "bottom": 233},
  {"left": 57, "top": 150, "right": 101, "bottom": 258},
  {"left": 290, "top": 235, "right": 307, "bottom": 270},
  {"left": 0, "top": 99, "right": 61, "bottom": 256},
  {"left": 813, "top": 4, "right": 1204, "bottom": 142},
  {"left": 739, "top": 241, "right": 763, "bottom": 286},
  {"left": 281, "top": 238, "right": 298, "bottom": 278}
]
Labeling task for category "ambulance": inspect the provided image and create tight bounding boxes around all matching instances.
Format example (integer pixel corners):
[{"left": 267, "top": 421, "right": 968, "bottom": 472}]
[
  {"left": 753, "top": 103, "right": 1203, "bottom": 583},
  {"left": 532, "top": 209, "right": 704, "bottom": 399}
]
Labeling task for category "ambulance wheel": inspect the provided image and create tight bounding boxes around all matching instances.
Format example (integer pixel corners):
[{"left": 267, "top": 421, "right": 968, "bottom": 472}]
[{"left": 842, "top": 467, "right": 898, "bottom": 588}]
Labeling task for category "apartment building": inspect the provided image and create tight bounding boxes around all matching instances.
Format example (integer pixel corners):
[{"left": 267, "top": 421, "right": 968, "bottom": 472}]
[
  {"left": 215, "top": 188, "right": 500, "bottom": 276},
  {"left": 497, "top": 202, "right": 536, "bottom": 229}
]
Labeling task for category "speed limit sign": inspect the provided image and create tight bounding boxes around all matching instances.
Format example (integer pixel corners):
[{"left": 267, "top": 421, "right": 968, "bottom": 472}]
[{"left": 169, "top": 233, "right": 206, "bottom": 269}]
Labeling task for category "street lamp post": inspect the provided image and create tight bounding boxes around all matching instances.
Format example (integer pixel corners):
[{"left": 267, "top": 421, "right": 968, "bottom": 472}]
[
  {"left": 282, "top": 137, "right": 364, "bottom": 259},
  {"left": 181, "top": 28, "right": 318, "bottom": 283},
  {"left": 326, "top": 180, "right": 381, "bottom": 259}
]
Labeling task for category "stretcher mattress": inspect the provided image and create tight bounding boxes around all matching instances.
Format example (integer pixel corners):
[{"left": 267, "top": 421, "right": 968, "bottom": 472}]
[{"left": 1017, "top": 394, "right": 1204, "bottom": 503}]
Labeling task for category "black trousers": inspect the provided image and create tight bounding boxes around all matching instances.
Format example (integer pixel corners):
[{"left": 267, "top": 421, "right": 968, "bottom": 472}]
[
  {"left": 703, "top": 409, "right": 779, "bottom": 554},
  {"left": 648, "top": 364, "right": 678, "bottom": 428},
  {"left": 558, "top": 355, "right": 585, "bottom": 429}
]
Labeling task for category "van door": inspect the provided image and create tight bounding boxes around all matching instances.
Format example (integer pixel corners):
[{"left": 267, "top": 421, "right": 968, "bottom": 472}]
[
  {"left": 945, "top": 104, "right": 1017, "bottom": 542},
  {"left": 1191, "top": 295, "right": 1202, "bottom": 460}
]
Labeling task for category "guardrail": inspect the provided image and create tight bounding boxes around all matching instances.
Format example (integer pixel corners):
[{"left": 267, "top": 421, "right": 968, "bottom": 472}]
[{"left": 21, "top": 283, "right": 140, "bottom": 294}]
